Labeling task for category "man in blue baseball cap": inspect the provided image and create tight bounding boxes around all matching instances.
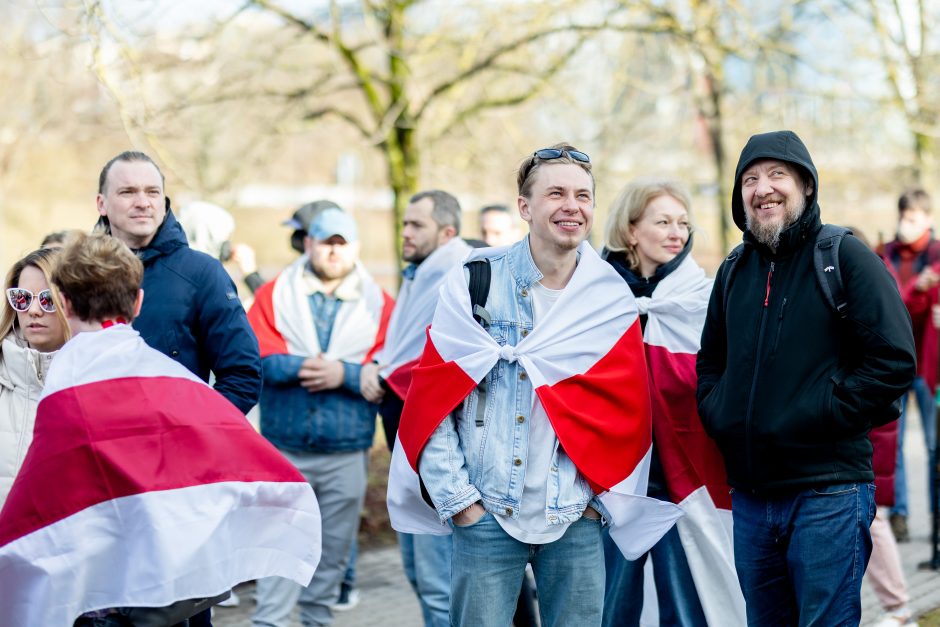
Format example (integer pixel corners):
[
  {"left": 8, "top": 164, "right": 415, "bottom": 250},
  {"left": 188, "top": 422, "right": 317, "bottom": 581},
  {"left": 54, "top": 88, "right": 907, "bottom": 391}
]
[{"left": 248, "top": 206, "right": 394, "bottom": 627}]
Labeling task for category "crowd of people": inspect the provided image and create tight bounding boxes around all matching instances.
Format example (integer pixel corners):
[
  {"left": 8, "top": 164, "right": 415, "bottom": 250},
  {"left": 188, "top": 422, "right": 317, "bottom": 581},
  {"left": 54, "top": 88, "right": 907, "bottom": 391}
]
[{"left": 0, "top": 129, "right": 935, "bottom": 627}]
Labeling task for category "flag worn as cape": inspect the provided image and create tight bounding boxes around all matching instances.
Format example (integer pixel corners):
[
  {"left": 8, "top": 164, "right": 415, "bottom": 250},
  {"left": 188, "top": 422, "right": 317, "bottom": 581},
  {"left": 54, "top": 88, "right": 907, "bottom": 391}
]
[
  {"left": 377, "top": 237, "right": 472, "bottom": 400},
  {"left": 0, "top": 325, "right": 321, "bottom": 626},
  {"left": 637, "top": 254, "right": 745, "bottom": 626},
  {"left": 248, "top": 255, "right": 393, "bottom": 362},
  {"left": 387, "top": 241, "right": 682, "bottom": 559}
]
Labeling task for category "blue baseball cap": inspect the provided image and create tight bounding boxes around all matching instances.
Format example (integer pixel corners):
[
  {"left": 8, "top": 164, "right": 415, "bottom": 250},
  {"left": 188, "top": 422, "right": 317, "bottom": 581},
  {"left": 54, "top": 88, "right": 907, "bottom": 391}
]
[{"left": 309, "top": 208, "right": 358, "bottom": 243}]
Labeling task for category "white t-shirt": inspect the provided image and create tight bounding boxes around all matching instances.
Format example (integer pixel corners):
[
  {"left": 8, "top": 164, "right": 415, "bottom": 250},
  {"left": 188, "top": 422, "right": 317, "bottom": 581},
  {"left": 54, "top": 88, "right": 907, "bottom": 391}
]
[{"left": 494, "top": 281, "right": 574, "bottom": 544}]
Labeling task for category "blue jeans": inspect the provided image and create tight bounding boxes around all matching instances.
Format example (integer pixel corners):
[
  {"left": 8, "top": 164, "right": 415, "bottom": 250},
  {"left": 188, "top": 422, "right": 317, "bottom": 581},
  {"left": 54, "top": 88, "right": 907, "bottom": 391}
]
[
  {"left": 732, "top": 483, "right": 875, "bottom": 626},
  {"left": 894, "top": 376, "right": 938, "bottom": 517},
  {"left": 601, "top": 522, "right": 706, "bottom": 626},
  {"left": 450, "top": 513, "right": 605, "bottom": 627},
  {"left": 399, "top": 532, "right": 452, "bottom": 627}
]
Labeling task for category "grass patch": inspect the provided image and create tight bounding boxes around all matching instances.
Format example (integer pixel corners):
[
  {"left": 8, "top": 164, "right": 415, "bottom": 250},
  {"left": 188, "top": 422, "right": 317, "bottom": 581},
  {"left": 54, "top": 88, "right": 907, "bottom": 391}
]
[
  {"left": 920, "top": 608, "right": 940, "bottom": 627},
  {"left": 358, "top": 421, "right": 398, "bottom": 549}
]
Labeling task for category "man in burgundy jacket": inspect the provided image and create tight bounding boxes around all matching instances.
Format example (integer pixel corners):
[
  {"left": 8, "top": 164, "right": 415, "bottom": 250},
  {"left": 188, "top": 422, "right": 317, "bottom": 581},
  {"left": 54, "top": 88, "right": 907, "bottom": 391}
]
[{"left": 879, "top": 187, "right": 940, "bottom": 542}]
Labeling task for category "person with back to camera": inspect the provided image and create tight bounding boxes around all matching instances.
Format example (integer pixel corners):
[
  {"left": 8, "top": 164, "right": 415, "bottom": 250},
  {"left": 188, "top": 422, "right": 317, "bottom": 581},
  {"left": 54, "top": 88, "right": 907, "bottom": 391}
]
[
  {"left": 0, "top": 247, "right": 70, "bottom": 509},
  {"left": 601, "top": 178, "right": 744, "bottom": 626}
]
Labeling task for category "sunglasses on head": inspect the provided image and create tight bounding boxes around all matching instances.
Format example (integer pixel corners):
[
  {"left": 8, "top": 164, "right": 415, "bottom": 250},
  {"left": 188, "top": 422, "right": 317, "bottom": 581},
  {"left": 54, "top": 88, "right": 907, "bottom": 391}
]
[
  {"left": 6, "top": 288, "right": 56, "bottom": 313},
  {"left": 521, "top": 148, "right": 591, "bottom": 183}
]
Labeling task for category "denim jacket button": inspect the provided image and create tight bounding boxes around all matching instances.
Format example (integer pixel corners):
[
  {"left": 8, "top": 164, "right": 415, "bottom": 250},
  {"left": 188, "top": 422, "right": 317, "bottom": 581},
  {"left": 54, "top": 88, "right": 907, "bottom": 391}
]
[
  {"left": 505, "top": 507, "right": 513, "bottom": 516},
  {"left": 521, "top": 329, "right": 529, "bottom": 337},
  {"left": 514, "top": 458, "right": 522, "bottom": 466},
  {"left": 520, "top": 289, "right": 528, "bottom": 297},
  {"left": 519, "top": 372, "right": 527, "bottom": 381},
  {"left": 516, "top": 415, "right": 525, "bottom": 424}
]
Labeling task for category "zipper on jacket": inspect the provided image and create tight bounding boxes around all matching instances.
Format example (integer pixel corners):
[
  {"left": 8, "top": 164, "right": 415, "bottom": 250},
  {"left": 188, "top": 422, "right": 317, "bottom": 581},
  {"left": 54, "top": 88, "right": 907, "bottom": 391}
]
[
  {"left": 763, "top": 262, "right": 774, "bottom": 307},
  {"left": 745, "top": 261, "right": 774, "bottom": 481}
]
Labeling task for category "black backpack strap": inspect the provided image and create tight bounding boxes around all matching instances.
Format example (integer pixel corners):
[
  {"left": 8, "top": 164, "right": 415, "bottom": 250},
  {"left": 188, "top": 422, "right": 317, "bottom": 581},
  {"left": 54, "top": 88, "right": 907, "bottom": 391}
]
[
  {"left": 721, "top": 243, "right": 747, "bottom": 314},
  {"left": 814, "top": 225, "right": 852, "bottom": 319},
  {"left": 465, "top": 259, "right": 492, "bottom": 427},
  {"left": 465, "top": 259, "right": 492, "bottom": 327}
]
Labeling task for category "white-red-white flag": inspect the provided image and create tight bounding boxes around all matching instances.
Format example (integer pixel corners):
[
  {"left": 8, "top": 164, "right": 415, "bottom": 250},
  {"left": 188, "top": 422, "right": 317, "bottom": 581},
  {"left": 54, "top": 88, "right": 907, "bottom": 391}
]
[
  {"left": 637, "top": 255, "right": 745, "bottom": 626},
  {"left": 0, "top": 325, "right": 321, "bottom": 626},
  {"left": 387, "top": 242, "right": 682, "bottom": 558},
  {"left": 378, "top": 237, "right": 472, "bottom": 400}
]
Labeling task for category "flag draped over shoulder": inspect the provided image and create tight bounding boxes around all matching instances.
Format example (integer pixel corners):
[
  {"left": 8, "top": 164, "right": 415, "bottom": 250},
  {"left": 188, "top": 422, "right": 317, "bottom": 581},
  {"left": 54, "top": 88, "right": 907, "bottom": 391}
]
[
  {"left": 0, "top": 325, "right": 322, "bottom": 626},
  {"left": 248, "top": 255, "right": 393, "bottom": 362},
  {"left": 636, "top": 255, "right": 745, "bottom": 626},
  {"left": 377, "top": 237, "right": 472, "bottom": 399},
  {"left": 387, "top": 241, "right": 682, "bottom": 559}
]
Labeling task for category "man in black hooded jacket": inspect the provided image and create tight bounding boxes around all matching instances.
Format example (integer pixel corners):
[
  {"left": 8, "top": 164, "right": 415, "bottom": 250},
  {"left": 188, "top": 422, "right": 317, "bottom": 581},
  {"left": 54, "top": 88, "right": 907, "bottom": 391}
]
[{"left": 696, "top": 130, "right": 916, "bottom": 625}]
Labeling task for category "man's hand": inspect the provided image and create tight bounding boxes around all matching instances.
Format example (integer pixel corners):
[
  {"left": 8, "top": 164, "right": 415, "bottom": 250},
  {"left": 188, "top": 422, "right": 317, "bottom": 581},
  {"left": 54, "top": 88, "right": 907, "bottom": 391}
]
[
  {"left": 298, "top": 355, "right": 344, "bottom": 393},
  {"left": 452, "top": 502, "right": 486, "bottom": 527},
  {"left": 933, "top": 304, "right": 940, "bottom": 329},
  {"left": 360, "top": 362, "right": 385, "bottom": 403},
  {"left": 915, "top": 267, "right": 939, "bottom": 292}
]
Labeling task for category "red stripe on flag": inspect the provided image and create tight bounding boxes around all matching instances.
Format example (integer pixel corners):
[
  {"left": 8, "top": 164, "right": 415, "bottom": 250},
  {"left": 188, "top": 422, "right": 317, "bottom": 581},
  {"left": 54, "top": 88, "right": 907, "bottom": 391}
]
[
  {"left": 537, "top": 320, "right": 651, "bottom": 492},
  {"left": 385, "top": 358, "right": 420, "bottom": 401},
  {"left": 646, "top": 345, "right": 731, "bottom": 510},
  {"left": 247, "top": 279, "right": 289, "bottom": 358},
  {"left": 0, "top": 376, "right": 304, "bottom": 547},
  {"left": 399, "top": 331, "right": 476, "bottom": 471},
  {"left": 365, "top": 291, "right": 396, "bottom": 364}
]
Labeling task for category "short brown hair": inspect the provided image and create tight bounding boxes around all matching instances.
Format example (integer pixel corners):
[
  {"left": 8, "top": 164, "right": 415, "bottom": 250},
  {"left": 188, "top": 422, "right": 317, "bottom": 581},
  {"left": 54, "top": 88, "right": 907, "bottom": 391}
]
[
  {"left": 516, "top": 142, "right": 594, "bottom": 199},
  {"left": 53, "top": 232, "right": 143, "bottom": 322},
  {"left": 899, "top": 187, "right": 931, "bottom": 214}
]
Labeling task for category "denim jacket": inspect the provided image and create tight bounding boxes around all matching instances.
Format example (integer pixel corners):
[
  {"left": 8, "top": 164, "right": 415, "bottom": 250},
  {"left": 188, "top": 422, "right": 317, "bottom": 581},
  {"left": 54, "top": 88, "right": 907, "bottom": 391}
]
[
  {"left": 260, "top": 291, "right": 376, "bottom": 454},
  {"left": 418, "top": 237, "right": 603, "bottom": 524}
]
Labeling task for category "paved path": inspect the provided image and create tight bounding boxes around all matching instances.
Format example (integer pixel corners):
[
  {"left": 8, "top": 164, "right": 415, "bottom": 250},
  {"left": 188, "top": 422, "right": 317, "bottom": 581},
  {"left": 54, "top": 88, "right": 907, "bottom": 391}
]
[{"left": 215, "top": 408, "right": 940, "bottom": 626}]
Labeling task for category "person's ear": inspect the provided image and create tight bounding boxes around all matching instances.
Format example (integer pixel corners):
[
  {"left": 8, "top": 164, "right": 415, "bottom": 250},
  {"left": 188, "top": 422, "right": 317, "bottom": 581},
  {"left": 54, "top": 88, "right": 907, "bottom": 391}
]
[
  {"left": 133, "top": 289, "right": 144, "bottom": 319},
  {"left": 518, "top": 196, "right": 532, "bottom": 222},
  {"left": 60, "top": 293, "right": 74, "bottom": 319}
]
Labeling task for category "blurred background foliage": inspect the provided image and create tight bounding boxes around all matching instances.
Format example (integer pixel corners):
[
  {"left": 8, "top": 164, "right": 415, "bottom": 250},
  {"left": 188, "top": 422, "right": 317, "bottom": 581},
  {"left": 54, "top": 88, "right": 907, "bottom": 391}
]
[{"left": 1, "top": 0, "right": 938, "bottom": 290}]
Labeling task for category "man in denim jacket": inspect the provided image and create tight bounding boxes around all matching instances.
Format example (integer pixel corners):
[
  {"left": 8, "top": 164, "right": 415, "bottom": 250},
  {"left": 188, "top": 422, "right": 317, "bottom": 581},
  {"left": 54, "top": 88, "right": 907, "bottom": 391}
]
[
  {"left": 418, "top": 144, "right": 612, "bottom": 626},
  {"left": 247, "top": 209, "right": 393, "bottom": 627}
]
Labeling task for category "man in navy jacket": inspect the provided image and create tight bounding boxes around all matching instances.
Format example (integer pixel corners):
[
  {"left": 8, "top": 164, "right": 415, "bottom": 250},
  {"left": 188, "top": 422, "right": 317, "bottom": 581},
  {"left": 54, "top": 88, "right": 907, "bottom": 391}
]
[{"left": 94, "top": 151, "right": 261, "bottom": 416}]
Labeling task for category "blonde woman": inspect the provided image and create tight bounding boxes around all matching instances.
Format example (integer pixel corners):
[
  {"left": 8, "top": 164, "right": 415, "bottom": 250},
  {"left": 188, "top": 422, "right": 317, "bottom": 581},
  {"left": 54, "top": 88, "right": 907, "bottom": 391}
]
[
  {"left": 0, "top": 247, "right": 69, "bottom": 507},
  {"left": 601, "top": 178, "right": 744, "bottom": 626}
]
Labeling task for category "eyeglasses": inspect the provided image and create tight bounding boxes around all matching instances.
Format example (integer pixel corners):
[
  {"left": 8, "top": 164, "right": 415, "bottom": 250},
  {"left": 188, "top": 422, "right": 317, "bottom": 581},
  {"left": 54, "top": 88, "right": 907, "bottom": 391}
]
[
  {"left": 6, "top": 288, "right": 56, "bottom": 313},
  {"left": 520, "top": 148, "right": 591, "bottom": 184}
]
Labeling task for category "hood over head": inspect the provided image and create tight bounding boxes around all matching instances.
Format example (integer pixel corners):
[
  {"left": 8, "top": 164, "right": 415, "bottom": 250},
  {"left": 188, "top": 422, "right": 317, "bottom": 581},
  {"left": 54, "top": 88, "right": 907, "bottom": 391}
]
[{"left": 731, "top": 130, "right": 819, "bottom": 233}]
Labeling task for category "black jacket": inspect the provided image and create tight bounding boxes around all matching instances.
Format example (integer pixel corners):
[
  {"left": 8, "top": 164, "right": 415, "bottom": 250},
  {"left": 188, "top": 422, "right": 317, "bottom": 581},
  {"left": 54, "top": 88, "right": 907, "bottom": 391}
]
[{"left": 696, "top": 130, "right": 916, "bottom": 493}]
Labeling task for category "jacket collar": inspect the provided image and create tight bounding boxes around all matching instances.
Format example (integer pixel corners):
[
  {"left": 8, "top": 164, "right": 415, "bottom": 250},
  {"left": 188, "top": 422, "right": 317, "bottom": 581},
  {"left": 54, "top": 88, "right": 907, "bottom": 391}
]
[{"left": 134, "top": 209, "right": 189, "bottom": 263}]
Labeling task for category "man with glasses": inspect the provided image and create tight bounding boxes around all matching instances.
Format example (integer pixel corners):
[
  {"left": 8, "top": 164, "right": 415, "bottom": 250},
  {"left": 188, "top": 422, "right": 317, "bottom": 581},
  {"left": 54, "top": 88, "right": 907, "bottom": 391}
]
[
  {"left": 247, "top": 208, "right": 393, "bottom": 627},
  {"left": 393, "top": 143, "right": 675, "bottom": 625}
]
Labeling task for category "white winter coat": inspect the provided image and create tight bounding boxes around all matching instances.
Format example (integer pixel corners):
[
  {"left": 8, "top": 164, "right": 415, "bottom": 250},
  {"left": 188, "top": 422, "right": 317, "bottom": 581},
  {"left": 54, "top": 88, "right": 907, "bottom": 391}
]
[{"left": 0, "top": 333, "right": 56, "bottom": 508}]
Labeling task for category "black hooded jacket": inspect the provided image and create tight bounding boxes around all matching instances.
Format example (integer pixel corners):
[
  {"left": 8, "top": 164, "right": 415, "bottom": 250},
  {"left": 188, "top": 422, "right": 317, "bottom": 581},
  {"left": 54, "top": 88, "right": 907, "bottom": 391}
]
[{"left": 696, "top": 130, "right": 916, "bottom": 493}]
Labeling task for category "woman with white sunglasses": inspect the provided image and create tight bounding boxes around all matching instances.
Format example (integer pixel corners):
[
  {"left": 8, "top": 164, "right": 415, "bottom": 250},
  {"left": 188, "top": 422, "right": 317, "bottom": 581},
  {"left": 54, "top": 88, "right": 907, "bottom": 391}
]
[{"left": 0, "top": 247, "right": 69, "bottom": 507}]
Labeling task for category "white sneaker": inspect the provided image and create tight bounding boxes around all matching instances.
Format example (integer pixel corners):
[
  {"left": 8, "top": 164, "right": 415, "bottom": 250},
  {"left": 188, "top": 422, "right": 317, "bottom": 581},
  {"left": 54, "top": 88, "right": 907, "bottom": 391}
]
[
  {"left": 216, "top": 589, "right": 240, "bottom": 608},
  {"left": 331, "top": 586, "right": 360, "bottom": 612},
  {"left": 872, "top": 606, "right": 917, "bottom": 627}
]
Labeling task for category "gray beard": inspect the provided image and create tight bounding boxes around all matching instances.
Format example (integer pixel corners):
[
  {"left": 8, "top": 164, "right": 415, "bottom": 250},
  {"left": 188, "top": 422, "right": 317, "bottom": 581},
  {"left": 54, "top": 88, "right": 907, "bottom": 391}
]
[{"left": 746, "top": 198, "right": 806, "bottom": 249}]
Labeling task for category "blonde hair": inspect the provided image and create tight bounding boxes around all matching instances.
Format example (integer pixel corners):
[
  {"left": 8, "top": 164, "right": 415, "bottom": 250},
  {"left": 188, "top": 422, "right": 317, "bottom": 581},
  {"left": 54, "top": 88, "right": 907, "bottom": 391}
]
[
  {"left": 1, "top": 247, "right": 70, "bottom": 344},
  {"left": 53, "top": 232, "right": 143, "bottom": 322},
  {"left": 516, "top": 142, "right": 594, "bottom": 199},
  {"left": 604, "top": 178, "right": 693, "bottom": 273}
]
